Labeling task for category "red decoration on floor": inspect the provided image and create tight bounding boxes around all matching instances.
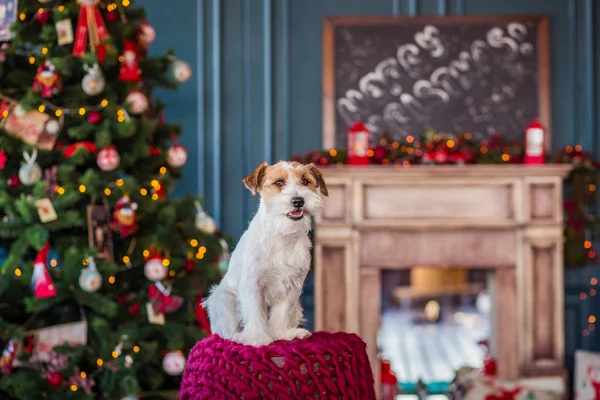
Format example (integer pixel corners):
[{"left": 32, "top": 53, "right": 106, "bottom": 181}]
[{"left": 180, "top": 331, "right": 375, "bottom": 400}]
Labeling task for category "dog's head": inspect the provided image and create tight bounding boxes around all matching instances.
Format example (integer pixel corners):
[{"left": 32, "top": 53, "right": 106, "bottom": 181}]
[{"left": 243, "top": 161, "right": 328, "bottom": 234}]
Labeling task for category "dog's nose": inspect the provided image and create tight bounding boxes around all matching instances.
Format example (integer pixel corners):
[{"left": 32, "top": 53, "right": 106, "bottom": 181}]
[{"left": 291, "top": 196, "right": 305, "bottom": 208}]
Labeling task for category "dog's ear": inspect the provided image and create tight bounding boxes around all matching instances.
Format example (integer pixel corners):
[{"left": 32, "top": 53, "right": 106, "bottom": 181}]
[
  {"left": 307, "top": 163, "right": 328, "bottom": 196},
  {"left": 243, "top": 162, "right": 269, "bottom": 195}
]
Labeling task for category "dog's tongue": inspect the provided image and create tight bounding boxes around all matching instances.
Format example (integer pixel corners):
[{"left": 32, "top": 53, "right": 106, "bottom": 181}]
[{"left": 289, "top": 209, "right": 303, "bottom": 217}]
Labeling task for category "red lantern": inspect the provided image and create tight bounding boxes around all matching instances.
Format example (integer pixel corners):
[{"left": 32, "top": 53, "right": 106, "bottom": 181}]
[
  {"left": 381, "top": 359, "right": 400, "bottom": 400},
  {"left": 347, "top": 121, "right": 370, "bottom": 165},
  {"left": 524, "top": 119, "right": 546, "bottom": 164}
]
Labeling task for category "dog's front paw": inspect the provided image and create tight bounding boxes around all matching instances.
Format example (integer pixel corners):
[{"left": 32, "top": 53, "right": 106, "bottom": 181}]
[
  {"left": 275, "top": 328, "right": 312, "bottom": 341},
  {"left": 235, "top": 331, "right": 273, "bottom": 347}
]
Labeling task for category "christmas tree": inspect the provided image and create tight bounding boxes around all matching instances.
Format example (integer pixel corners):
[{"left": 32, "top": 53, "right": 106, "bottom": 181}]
[{"left": 0, "top": 1, "right": 227, "bottom": 399}]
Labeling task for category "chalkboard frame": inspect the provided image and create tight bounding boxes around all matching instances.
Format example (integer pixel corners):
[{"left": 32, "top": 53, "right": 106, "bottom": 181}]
[{"left": 322, "top": 15, "right": 551, "bottom": 150}]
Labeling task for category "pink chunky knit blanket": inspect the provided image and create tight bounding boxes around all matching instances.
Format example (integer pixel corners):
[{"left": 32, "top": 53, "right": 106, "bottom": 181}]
[{"left": 180, "top": 331, "right": 375, "bottom": 400}]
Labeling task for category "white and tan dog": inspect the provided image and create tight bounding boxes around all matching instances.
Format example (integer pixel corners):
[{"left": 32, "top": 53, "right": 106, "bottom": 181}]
[{"left": 204, "top": 161, "right": 328, "bottom": 346}]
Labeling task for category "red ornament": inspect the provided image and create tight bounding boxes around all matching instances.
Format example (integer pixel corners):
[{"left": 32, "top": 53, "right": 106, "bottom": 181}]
[
  {"left": 87, "top": 111, "right": 102, "bottom": 124},
  {"left": 96, "top": 44, "right": 107, "bottom": 63},
  {"left": 46, "top": 371, "right": 63, "bottom": 387},
  {"left": 112, "top": 196, "right": 138, "bottom": 237},
  {"left": 97, "top": 146, "right": 120, "bottom": 171},
  {"left": 32, "top": 61, "right": 62, "bottom": 98},
  {"left": 524, "top": 119, "right": 546, "bottom": 164},
  {"left": 347, "top": 121, "right": 370, "bottom": 165},
  {"left": 129, "top": 302, "right": 140, "bottom": 316},
  {"left": 36, "top": 10, "right": 51, "bottom": 24},
  {"left": 148, "top": 283, "right": 184, "bottom": 314},
  {"left": 7, "top": 175, "right": 19, "bottom": 188},
  {"left": 63, "top": 141, "right": 97, "bottom": 158},
  {"left": 381, "top": 359, "right": 400, "bottom": 400},
  {"left": 184, "top": 259, "right": 195, "bottom": 271},
  {"left": 119, "top": 40, "right": 142, "bottom": 82},
  {"left": 0, "top": 150, "right": 6, "bottom": 169},
  {"left": 104, "top": 10, "right": 118, "bottom": 23},
  {"left": 32, "top": 243, "right": 57, "bottom": 299},
  {"left": 73, "top": 0, "right": 108, "bottom": 58}
]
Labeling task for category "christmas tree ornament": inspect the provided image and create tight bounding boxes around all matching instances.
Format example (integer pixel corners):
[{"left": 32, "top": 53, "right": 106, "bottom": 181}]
[
  {"left": 195, "top": 200, "right": 216, "bottom": 234},
  {"left": 218, "top": 239, "right": 230, "bottom": 275},
  {"left": 62, "top": 141, "right": 97, "bottom": 158},
  {"left": 0, "top": 150, "right": 7, "bottom": 169},
  {"left": 0, "top": 339, "right": 17, "bottom": 375},
  {"left": 111, "top": 195, "right": 138, "bottom": 237},
  {"left": 194, "top": 297, "right": 212, "bottom": 334},
  {"left": 55, "top": 18, "right": 74, "bottom": 45},
  {"left": 19, "top": 150, "right": 43, "bottom": 186},
  {"left": 79, "top": 257, "right": 102, "bottom": 292},
  {"left": 36, "top": 198, "right": 58, "bottom": 223},
  {"left": 129, "top": 302, "right": 140, "bottom": 315},
  {"left": 31, "top": 243, "right": 57, "bottom": 299},
  {"left": 104, "top": 10, "right": 118, "bottom": 24},
  {"left": 184, "top": 258, "right": 195, "bottom": 271},
  {"left": 144, "top": 253, "right": 167, "bottom": 281},
  {"left": 347, "top": 121, "right": 370, "bottom": 165},
  {"left": 82, "top": 63, "right": 105, "bottom": 96},
  {"left": 168, "top": 58, "right": 192, "bottom": 83},
  {"left": 36, "top": 9, "right": 51, "bottom": 24},
  {"left": 72, "top": 0, "right": 109, "bottom": 58},
  {"left": 32, "top": 61, "right": 62, "bottom": 98},
  {"left": 137, "top": 21, "right": 155, "bottom": 57},
  {"left": 125, "top": 90, "right": 148, "bottom": 114},
  {"left": 162, "top": 351, "right": 186, "bottom": 376},
  {"left": 0, "top": 2, "right": 16, "bottom": 41},
  {"left": 97, "top": 146, "right": 120, "bottom": 171},
  {"left": 7, "top": 175, "right": 20, "bottom": 188},
  {"left": 87, "top": 110, "right": 102, "bottom": 124},
  {"left": 46, "top": 371, "right": 63, "bottom": 387},
  {"left": 148, "top": 282, "right": 184, "bottom": 313},
  {"left": 119, "top": 40, "right": 142, "bottom": 81},
  {"left": 146, "top": 302, "right": 165, "bottom": 325},
  {"left": 44, "top": 166, "right": 58, "bottom": 199},
  {"left": 167, "top": 144, "right": 188, "bottom": 168},
  {"left": 87, "top": 204, "right": 114, "bottom": 261}
]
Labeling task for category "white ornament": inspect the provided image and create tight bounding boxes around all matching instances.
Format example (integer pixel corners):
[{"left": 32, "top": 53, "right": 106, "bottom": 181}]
[
  {"left": 144, "top": 255, "right": 167, "bottom": 281},
  {"left": 218, "top": 239, "right": 230, "bottom": 275},
  {"left": 18, "top": 150, "right": 42, "bottom": 186},
  {"left": 125, "top": 91, "right": 148, "bottom": 115},
  {"left": 139, "top": 22, "right": 156, "bottom": 46},
  {"left": 45, "top": 119, "right": 60, "bottom": 135},
  {"left": 97, "top": 146, "right": 120, "bottom": 171},
  {"left": 82, "top": 64, "right": 106, "bottom": 96},
  {"left": 170, "top": 59, "right": 192, "bottom": 83},
  {"left": 79, "top": 257, "right": 102, "bottom": 292},
  {"left": 162, "top": 351, "right": 186, "bottom": 376},
  {"left": 167, "top": 145, "right": 187, "bottom": 168},
  {"left": 195, "top": 200, "right": 216, "bottom": 234}
]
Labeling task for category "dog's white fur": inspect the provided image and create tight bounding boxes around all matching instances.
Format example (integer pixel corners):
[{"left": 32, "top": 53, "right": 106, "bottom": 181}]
[{"left": 204, "top": 161, "right": 328, "bottom": 346}]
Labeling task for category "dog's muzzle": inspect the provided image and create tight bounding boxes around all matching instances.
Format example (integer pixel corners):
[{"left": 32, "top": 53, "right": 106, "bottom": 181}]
[{"left": 287, "top": 197, "right": 305, "bottom": 220}]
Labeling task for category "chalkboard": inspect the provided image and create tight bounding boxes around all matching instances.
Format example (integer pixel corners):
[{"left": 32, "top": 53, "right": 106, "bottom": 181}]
[{"left": 322, "top": 16, "right": 550, "bottom": 150}]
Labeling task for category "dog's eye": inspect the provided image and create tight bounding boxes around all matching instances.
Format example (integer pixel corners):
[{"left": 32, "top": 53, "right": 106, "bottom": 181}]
[
  {"left": 274, "top": 180, "right": 284, "bottom": 187},
  {"left": 301, "top": 178, "right": 309, "bottom": 186}
]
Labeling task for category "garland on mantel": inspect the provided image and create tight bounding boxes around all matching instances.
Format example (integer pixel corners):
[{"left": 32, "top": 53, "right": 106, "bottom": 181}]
[{"left": 292, "top": 130, "right": 599, "bottom": 268}]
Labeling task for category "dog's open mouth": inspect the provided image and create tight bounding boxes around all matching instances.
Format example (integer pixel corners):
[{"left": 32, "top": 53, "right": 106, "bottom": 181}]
[{"left": 286, "top": 208, "right": 304, "bottom": 220}]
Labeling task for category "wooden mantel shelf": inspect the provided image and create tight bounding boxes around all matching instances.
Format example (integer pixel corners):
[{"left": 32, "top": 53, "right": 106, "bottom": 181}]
[
  {"left": 313, "top": 164, "right": 569, "bottom": 399},
  {"left": 319, "top": 164, "right": 572, "bottom": 178}
]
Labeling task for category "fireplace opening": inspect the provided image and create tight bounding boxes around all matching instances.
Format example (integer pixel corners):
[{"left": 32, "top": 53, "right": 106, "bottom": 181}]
[{"left": 378, "top": 267, "right": 493, "bottom": 396}]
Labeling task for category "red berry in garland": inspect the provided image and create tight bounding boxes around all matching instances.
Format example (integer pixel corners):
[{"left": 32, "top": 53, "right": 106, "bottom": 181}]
[
  {"left": 7, "top": 175, "right": 19, "bottom": 188},
  {"left": 46, "top": 371, "right": 63, "bottom": 387},
  {"left": 36, "top": 10, "right": 51, "bottom": 24}
]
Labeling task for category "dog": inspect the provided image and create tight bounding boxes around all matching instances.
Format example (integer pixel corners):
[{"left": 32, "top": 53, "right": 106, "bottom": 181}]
[{"left": 204, "top": 161, "right": 328, "bottom": 346}]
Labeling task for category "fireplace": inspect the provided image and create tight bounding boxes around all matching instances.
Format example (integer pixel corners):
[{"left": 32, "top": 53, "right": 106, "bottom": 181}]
[{"left": 313, "top": 165, "right": 571, "bottom": 397}]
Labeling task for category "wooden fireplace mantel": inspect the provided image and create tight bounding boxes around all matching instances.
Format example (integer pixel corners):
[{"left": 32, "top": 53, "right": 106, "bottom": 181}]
[{"left": 313, "top": 164, "right": 572, "bottom": 397}]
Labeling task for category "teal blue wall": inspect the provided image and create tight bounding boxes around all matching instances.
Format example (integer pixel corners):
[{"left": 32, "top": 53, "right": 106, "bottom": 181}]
[{"left": 145, "top": 0, "right": 600, "bottom": 242}]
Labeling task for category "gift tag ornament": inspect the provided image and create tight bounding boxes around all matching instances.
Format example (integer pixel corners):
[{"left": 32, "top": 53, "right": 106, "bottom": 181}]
[
  {"left": 32, "top": 61, "right": 62, "bottom": 98},
  {"left": 36, "top": 198, "right": 58, "bottom": 223},
  {"left": 97, "top": 146, "right": 120, "bottom": 171},
  {"left": 82, "top": 64, "right": 105, "bottom": 96},
  {"left": 19, "top": 150, "right": 43, "bottom": 186},
  {"left": 148, "top": 282, "right": 184, "bottom": 313},
  {"left": 112, "top": 196, "right": 138, "bottom": 237},
  {"left": 79, "top": 257, "right": 102, "bottom": 292},
  {"left": 168, "top": 58, "right": 192, "bottom": 83},
  {"left": 31, "top": 243, "right": 57, "bottom": 299},
  {"left": 167, "top": 144, "right": 187, "bottom": 168},
  {"left": 162, "top": 351, "right": 186, "bottom": 376},
  {"left": 195, "top": 200, "right": 216, "bottom": 234},
  {"left": 144, "top": 253, "right": 167, "bottom": 281},
  {"left": 125, "top": 91, "right": 148, "bottom": 114}
]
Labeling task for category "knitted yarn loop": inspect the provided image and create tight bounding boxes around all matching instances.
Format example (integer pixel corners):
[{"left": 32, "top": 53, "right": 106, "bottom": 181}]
[{"left": 181, "top": 331, "right": 376, "bottom": 400}]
